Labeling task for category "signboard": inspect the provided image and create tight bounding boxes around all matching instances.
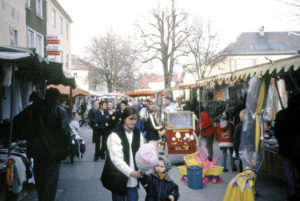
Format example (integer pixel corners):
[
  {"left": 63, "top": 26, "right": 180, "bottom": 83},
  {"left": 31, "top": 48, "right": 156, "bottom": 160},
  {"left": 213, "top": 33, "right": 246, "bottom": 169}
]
[
  {"left": 46, "top": 46, "right": 60, "bottom": 56},
  {"left": 46, "top": 35, "right": 60, "bottom": 45}
]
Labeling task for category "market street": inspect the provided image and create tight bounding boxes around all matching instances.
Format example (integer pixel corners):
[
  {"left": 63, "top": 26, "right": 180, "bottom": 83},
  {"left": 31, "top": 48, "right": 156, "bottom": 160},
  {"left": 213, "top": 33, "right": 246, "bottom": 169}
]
[{"left": 20, "top": 125, "right": 290, "bottom": 201}]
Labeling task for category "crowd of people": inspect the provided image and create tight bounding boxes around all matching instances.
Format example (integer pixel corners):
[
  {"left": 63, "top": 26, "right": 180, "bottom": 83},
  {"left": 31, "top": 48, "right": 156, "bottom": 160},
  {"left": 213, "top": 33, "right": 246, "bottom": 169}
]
[{"left": 16, "top": 90, "right": 298, "bottom": 201}]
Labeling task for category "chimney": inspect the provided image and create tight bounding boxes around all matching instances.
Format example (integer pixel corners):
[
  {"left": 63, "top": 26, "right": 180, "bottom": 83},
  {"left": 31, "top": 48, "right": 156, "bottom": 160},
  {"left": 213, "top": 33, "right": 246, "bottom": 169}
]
[{"left": 259, "top": 26, "right": 264, "bottom": 36}]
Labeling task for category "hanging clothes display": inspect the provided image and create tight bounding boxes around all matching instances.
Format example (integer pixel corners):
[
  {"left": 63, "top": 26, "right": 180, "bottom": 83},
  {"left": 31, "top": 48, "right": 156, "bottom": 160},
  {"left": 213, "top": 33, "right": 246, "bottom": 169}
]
[{"left": 223, "top": 76, "right": 267, "bottom": 201}]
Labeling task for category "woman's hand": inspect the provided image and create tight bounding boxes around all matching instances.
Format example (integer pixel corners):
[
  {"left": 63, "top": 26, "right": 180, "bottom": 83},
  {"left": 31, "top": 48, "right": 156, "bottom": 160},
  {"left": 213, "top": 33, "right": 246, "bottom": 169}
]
[
  {"left": 168, "top": 195, "right": 175, "bottom": 201},
  {"left": 130, "top": 171, "right": 143, "bottom": 179}
]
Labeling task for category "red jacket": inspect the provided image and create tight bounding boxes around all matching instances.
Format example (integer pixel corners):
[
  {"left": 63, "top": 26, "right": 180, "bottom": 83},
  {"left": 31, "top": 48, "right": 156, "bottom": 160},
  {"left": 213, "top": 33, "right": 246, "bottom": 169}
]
[
  {"left": 195, "top": 111, "right": 215, "bottom": 137},
  {"left": 216, "top": 121, "right": 233, "bottom": 147}
]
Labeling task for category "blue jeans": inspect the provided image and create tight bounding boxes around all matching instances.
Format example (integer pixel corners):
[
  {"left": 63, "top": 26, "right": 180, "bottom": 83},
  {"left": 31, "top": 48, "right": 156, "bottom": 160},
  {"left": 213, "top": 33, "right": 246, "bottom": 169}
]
[
  {"left": 220, "top": 147, "right": 235, "bottom": 170},
  {"left": 112, "top": 187, "right": 138, "bottom": 201}
]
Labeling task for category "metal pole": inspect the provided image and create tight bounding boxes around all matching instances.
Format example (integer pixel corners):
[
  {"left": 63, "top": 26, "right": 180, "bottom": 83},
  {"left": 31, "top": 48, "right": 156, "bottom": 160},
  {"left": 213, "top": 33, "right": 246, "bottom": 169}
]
[
  {"left": 70, "top": 86, "right": 73, "bottom": 119},
  {"left": 198, "top": 86, "right": 202, "bottom": 136},
  {"left": 8, "top": 63, "right": 15, "bottom": 156}
]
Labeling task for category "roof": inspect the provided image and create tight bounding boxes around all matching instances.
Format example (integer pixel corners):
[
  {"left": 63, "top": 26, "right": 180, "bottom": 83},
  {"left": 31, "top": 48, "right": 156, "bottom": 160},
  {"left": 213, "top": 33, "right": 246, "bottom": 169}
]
[
  {"left": 0, "top": 46, "right": 75, "bottom": 88},
  {"left": 219, "top": 31, "right": 300, "bottom": 56},
  {"left": 135, "top": 74, "right": 182, "bottom": 89},
  {"left": 197, "top": 55, "right": 300, "bottom": 86},
  {"left": 52, "top": 0, "right": 73, "bottom": 23},
  {"left": 71, "top": 55, "right": 92, "bottom": 71}
]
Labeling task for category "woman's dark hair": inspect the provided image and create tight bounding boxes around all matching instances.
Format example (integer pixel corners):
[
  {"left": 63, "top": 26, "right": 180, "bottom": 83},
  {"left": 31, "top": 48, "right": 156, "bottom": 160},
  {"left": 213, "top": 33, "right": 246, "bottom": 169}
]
[
  {"left": 45, "top": 88, "right": 60, "bottom": 103},
  {"left": 121, "top": 106, "right": 139, "bottom": 123},
  {"left": 200, "top": 106, "right": 205, "bottom": 112},
  {"left": 120, "top": 100, "right": 128, "bottom": 106},
  {"left": 99, "top": 100, "right": 107, "bottom": 106}
]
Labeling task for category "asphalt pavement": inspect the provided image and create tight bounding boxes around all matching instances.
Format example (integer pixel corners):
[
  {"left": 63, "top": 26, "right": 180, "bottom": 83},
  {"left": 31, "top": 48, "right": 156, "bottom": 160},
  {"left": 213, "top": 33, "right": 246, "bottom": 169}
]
[{"left": 22, "top": 125, "right": 294, "bottom": 201}]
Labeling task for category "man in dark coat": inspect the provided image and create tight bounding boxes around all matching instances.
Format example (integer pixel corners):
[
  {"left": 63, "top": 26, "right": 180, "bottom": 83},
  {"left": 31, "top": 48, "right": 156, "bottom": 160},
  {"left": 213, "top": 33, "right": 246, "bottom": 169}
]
[
  {"left": 20, "top": 88, "right": 72, "bottom": 201},
  {"left": 275, "top": 94, "right": 300, "bottom": 201}
]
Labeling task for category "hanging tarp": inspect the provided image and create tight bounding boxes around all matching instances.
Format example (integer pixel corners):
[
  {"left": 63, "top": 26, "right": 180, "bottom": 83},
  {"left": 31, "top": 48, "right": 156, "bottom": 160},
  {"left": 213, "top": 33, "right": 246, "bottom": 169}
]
[
  {"left": 0, "top": 46, "right": 76, "bottom": 89},
  {"left": 239, "top": 76, "right": 266, "bottom": 170},
  {"left": 223, "top": 76, "right": 266, "bottom": 201},
  {"left": 197, "top": 55, "right": 300, "bottom": 86},
  {"left": 0, "top": 46, "right": 33, "bottom": 60}
]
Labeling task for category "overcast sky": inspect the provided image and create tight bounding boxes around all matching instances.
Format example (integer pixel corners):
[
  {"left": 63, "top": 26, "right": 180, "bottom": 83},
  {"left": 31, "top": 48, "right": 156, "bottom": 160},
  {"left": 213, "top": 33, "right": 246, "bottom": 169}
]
[{"left": 58, "top": 0, "right": 299, "bottom": 56}]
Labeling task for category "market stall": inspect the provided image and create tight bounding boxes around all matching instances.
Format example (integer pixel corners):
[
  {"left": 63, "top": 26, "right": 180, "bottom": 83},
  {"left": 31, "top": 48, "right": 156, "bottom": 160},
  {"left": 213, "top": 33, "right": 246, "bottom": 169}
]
[
  {"left": 0, "top": 46, "right": 75, "bottom": 201},
  {"left": 195, "top": 55, "right": 300, "bottom": 200}
]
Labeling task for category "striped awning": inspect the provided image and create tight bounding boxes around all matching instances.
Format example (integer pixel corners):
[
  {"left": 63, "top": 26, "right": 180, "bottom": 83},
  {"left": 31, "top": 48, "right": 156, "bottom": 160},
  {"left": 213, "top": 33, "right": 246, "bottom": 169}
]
[
  {"left": 125, "top": 90, "right": 155, "bottom": 97},
  {"left": 197, "top": 55, "right": 300, "bottom": 86}
]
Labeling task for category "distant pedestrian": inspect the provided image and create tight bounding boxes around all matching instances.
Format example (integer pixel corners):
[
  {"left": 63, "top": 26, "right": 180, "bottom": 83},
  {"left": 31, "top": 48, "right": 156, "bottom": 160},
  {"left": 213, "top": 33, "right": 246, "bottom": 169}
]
[
  {"left": 140, "top": 156, "right": 179, "bottom": 201},
  {"left": 115, "top": 100, "right": 127, "bottom": 123},
  {"left": 136, "top": 98, "right": 151, "bottom": 135},
  {"left": 101, "top": 106, "right": 144, "bottom": 201},
  {"left": 88, "top": 101, "right": 99, "bottom": 144},
  {"left": 107, "top": 101, "right": 118, "bottom": 131},
  {"left": 94, "top": 101, "right": 110, "bottom": 161},
  {"left": 195, "top": 106, "right": 216, "bottom": 161},
  {"left": 216, "top": 112, "right": 236, "bottom": 172},
  {"left": 79, "top": 98, "right": 87, "bottom": 127},
  {"left": 144, "top": 105, "right": 163, "bottom": 149},
  {"left": 233, "top": 109, "right": 246, "bottom": 172}
]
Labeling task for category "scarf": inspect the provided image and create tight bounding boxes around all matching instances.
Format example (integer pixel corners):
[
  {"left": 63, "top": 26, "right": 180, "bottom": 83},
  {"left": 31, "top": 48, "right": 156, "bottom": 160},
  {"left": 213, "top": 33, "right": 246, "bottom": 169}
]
[{"left": 158, "top": 173, "right": 166, "bottom": 180}]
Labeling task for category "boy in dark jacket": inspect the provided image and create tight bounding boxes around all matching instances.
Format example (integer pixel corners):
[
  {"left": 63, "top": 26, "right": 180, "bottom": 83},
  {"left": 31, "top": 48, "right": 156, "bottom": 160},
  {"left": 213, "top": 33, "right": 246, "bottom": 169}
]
[{"left": 140, "top": 156, "right": 179, "bottom": 201}]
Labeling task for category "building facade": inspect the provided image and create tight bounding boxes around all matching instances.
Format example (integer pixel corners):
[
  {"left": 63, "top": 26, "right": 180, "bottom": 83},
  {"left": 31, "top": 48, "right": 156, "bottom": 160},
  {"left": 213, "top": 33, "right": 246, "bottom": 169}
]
[
  {"left": 47, "top": 0, "right": 72, "bottom": 75},
  {"left": 71, "top": 55, "right": 89, "bottom": 91},
  {"left": 0, "top": 0, "right": 27, "bottom": 47},
  {"left": 25, "top": 0, "right": 47, "bottom": 57},
  {"left": 210, "top": 27, "right": 300, "bottom": 76}
]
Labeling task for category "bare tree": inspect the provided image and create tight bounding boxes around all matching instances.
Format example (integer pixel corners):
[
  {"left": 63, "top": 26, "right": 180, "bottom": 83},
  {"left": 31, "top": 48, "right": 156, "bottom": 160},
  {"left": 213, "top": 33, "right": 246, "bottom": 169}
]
[
  {"left": 85, "top": 31, "right": 138, "bottom": 92},
  {"left": 279, "top": 0, "right": 300, "bottom": 7},
  {"left": 138, "top": 0, "right": 189, "bottom": 89},
  {"left": 184, "top": 18, "right": 219, "bottom": 80}
]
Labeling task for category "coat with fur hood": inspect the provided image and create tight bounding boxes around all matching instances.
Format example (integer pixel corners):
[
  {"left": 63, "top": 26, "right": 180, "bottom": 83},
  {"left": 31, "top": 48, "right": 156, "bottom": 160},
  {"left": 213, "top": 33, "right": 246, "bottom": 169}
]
[
  {"left": 216, "top": 120, "right": 234, "bottom": 147},
  {"left": 140, "top": 172, "right": 179, "bottom": 201}
]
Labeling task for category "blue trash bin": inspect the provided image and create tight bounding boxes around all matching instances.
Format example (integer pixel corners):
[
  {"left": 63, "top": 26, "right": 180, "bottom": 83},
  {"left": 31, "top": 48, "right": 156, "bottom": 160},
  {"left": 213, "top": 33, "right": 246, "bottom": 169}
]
[{"left": 187, "top": 165, "right": 203, "bottom": 190}]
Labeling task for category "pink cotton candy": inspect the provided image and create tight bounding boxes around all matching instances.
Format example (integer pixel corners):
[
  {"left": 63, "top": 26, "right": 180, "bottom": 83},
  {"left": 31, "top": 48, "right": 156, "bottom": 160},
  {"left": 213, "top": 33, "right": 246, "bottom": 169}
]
[{"left": 135, "top": 143, "right": 158, "bottom": 171}]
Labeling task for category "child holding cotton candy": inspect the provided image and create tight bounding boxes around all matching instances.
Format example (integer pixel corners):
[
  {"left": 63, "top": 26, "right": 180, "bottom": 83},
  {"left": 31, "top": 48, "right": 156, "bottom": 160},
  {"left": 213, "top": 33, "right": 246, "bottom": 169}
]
[{"left": 140, "top": 156, "right": 179, "bottom": 201}]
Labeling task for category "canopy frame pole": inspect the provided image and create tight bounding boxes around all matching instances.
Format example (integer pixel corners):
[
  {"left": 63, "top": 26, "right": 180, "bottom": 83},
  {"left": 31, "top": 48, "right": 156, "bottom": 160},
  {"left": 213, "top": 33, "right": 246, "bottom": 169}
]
[{"left": 8, "top": 63, "right": 16, "bottom": 156}]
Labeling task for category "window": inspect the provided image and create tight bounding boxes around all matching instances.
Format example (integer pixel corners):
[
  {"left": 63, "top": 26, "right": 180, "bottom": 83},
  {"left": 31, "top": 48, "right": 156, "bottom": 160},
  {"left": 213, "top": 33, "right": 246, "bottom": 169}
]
[
  {"left": 36, "top": 33, "right": 44, "bottom": 57},
  {"left": 59, "top": 16, "right": 63, "bottom": 34},
  {"left": 52, "top": 9, "right": 56, "bottom": 28},
  {"left": 26, "top": 27, "right": 44, "bottom": 57},
  {"left": 27, "top": 28, "right": 34, "bottom": 48},
  {"left": 60, "top": 50, "right": 64, "bottom": 63},
  {"left": 9, "top": 27, "right": 18, "bottom": 46},
  {"left": 36, "top": 0, "right": 43, "bottom": 18},
  {"left": 65, "top": 22, "right": 69, "bottom": 39},
  {"left": 25, "top": 0, "right": 31, "bottom": 8},
  {"left": 11, "top": 8, "right": 15, "bottom": 19},
  {"left": 66, "top": 54, "right": 69, "bottom": 69}
]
